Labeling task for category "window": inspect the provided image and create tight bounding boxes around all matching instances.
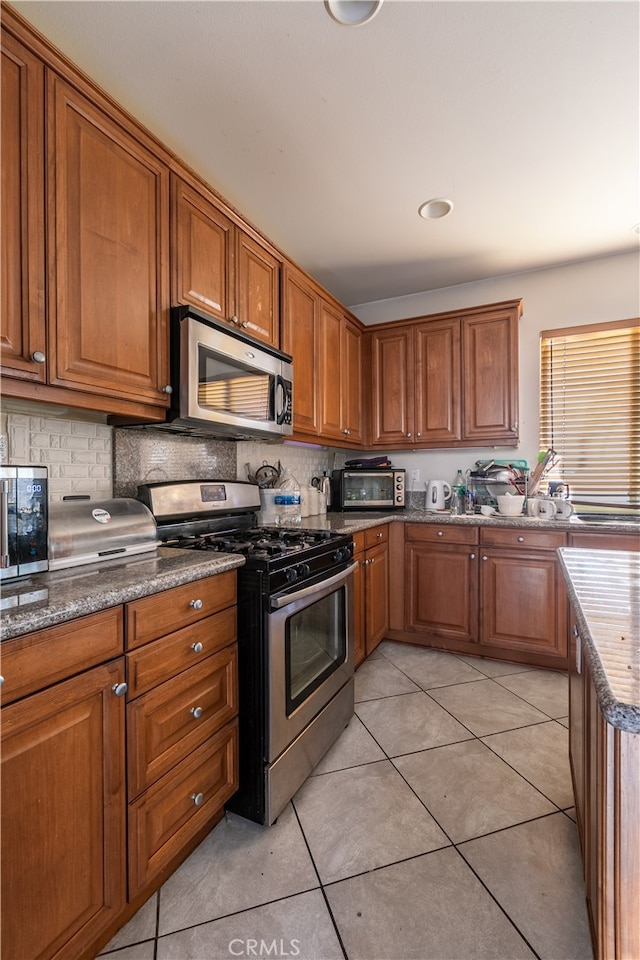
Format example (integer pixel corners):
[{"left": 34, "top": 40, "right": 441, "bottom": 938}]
[{"left": 539, "top": 319, "right": 639, "bottom": 507}]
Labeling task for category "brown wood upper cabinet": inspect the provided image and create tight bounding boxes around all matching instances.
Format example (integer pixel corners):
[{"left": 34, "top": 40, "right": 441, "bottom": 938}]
[
  {"left": 282, "top": 262, "right": 363, "bottom": 445},
  {"left": 1, "top": 30, "right": 46, "bottom": 384},
  {"left": 368, "top": 299, "right": 522, "bottom": 448},
  {"left": 172, "top": 176, "right": 280, "bottom": 348},
  {"left": 2, "top": 11, "right": 172, "bottom": 418}
]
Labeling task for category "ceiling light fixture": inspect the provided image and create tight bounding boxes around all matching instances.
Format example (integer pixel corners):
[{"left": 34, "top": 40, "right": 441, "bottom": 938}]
[
  {"left": 418, "top": 198, "right": 454, "bottom": 220},
  {"left": 324, "top": 0, "right": 384, "bottom": 27}
]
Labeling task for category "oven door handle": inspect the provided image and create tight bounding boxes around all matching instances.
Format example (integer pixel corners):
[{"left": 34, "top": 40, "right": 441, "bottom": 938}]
[{"left": 270, "top": 561, "right": 358, "bottom": 610}]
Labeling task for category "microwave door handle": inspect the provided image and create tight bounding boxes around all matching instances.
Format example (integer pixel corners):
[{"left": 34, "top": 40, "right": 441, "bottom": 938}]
[
  {"left": 274, "top": 375, "right": 289, "bottom": 425},
  {"left": 270, "top": 561, "right": 357, "bottom": 610},
  {"left": 0, "top": 480, "right": 10, "bottom": 569}
]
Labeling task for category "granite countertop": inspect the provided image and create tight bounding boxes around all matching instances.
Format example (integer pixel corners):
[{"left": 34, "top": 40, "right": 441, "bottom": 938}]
[
  {"left": 1, "top": 548, "right": 244, "bottom": 641},
  {"left": 301, "top": 510, "right": 640, "bottom": 536},
  {"left": 558, "top": 548, "right": 640, "bottom": 734}
]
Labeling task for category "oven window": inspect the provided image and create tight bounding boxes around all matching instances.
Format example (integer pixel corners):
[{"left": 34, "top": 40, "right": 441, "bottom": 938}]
[
  {"left": 197, "top": 346, "right": 273, "bottom": 422},
  {"left": 343, "top": 473, "right": 392, "bottom": 503},
  {"left": 285, "top": 586, "right": 346, "bottom": 715}
]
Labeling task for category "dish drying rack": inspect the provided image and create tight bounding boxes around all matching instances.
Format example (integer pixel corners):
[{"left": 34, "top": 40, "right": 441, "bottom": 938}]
[{"left": 466, "top": 459, "right": 529, "bottom": 508}]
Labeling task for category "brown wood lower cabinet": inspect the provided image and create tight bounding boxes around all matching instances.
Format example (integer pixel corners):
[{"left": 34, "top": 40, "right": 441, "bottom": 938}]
[
  {"left": 392, "top": 522, "right": 568, "bottom": 668},
  {"left": 569, "top": 609, "right": 640, "bottom": 959},
  {"left": 1, "top": 571, "right": 239, "bottom": 960},
  {"left": 1, "top": 620, "right": 127, "bottom": 960},
  {"left": 353, "top": 525, "right": 390, "bottom": 665}
]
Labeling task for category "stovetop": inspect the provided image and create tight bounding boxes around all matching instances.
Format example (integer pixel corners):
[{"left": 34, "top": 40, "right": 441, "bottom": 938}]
[{"left": 166, "top": 525, "right": 342, "bottom": 561}]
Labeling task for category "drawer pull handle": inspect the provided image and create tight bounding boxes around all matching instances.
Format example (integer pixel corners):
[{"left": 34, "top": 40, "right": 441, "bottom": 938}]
[
  {"left": 377, "top": 532, "right": 383, "bottom": 538},
  {"left": 191, "top": 642, "right": 204, "bottom": 654},
  {"left": 437, "top": 531, "right": 444, "bottom": 537},
  {"left": 30, "top": 350, "right": 46, "bottom": 363},
  {"left": 190, "top": 706, "right": 203, "bottom": 719},
  {"left": 161, "top": 384, "right": 173, "bottom": 394},
  {"left": 0, "top": 675, "right": 4, "bottom": 686},
  {"left": 572, "top": 625, "right": 579, "bottom": 638},
  {"left": 190, "top": 599, "right": 203, "bottom": 610},
  {"left": 112, "top": 682, "right": 128, "bottom": 697},
  {"left": 517, "top": 536, "right": 525, "bottom": 543},
  {"left": 191, "top": 792, "right": 204, "bottom": 807}
]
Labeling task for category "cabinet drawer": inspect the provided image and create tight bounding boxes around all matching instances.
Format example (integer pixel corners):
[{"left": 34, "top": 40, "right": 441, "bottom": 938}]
[
  {"left": 1, "top": 607, "right": 123, "bottom": 704},
  {"left": 364, "top": 525, "right": 388, "bottom": 548},
  {"left": 126, "top": 571, "right": 236, "bottom": 649},
  {"left": 126, "top": 606, "right": 236, "bottom": 699},
  {"left": 568, "top": 532, "right": 640, "bottom": 551},
  {"left": 480, "top": 527, "right": 566, "bottom": 550},
  {"left": 405, "top": 522, "right": 478, "bottom": 545},
  {"left": 127, "top": 646, "right": 238, "bottom": 798},
  {"left": 128, "top": 718, "right": 238, "bottom": 897}
]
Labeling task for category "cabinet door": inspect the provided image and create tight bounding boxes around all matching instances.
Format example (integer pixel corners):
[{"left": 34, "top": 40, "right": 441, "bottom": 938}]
[
  {"left": 1, "top": 659, "right": 126, "bottom": 960},
  {"left": 369, "top": 326, "right": 414, "bottom": 445},
  {"left": 479, "top": 550, "right": 567, "bottom": 658},
  {"left": 1, "top": 32, "right": 46, "bottom": 383},
  {"left": 235, "top": 229, "right": 280, "bottom": 347},
  {"left": 568, "top": 612, "right": 586, "bottom": 842},
  {"left": 462, "top": 309, "right": 519, "bottom": 443},
  {"left": 364, "top": 540, "right": 389, "bottom": 655},
  {"left": 352, "top": 547, "right": 366, "bottom": 668},
  {"left": 47, "top": 73, "right": 169, "bottom": 405},
  {"left": 414, "top": 319, "right": 461, "bottom": 444},
  {"left": 281, "top": 265, "right": 319, "bottom": 436},
  {"left": 342, "top": 318, "right": 363, "bottom": 444},
  {"left": 171, "top": 176, "right": 235, "bottom": 323},
  {"left": 405, "top": 541, "right": 478, "bottom": 643},
  {"left": 319, "top": 299, "right": 344, "bottom": 440}
]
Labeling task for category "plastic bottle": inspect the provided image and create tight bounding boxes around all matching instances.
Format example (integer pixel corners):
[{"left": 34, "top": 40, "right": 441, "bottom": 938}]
[
  {"left": 451, "top": 469, "right": 466, "bottom": 515},
  {"left": 274, "top": 467, "right": 302, "bottom": 526}
]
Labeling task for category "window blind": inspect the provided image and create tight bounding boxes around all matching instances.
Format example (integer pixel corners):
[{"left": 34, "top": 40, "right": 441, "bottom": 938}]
[{"left": 539, "top": 319, "right": 640, "bottom": 506}]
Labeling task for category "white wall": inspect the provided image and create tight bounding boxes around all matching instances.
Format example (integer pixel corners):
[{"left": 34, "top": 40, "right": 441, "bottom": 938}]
[{"left": 349, "top": 251, "right": 639, "bottom": 491}]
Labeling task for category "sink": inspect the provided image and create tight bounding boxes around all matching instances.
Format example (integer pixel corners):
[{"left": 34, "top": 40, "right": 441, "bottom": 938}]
[{"left": 574, "top": 514, "right": 639, "bottom": 525}]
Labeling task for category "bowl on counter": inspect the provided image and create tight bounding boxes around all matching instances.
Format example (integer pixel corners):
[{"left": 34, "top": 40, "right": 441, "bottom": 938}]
[{"left": 496, "top": 494, "right": 525, "bottom": 517}]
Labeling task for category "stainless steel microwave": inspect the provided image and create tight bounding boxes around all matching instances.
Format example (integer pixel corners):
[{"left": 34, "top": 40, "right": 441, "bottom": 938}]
[
  {"left": 161, "top": 306, "right": 293, "bottom": 440},
  {"left": 330, "top": 469, "right": 405, "bottom": 510}
]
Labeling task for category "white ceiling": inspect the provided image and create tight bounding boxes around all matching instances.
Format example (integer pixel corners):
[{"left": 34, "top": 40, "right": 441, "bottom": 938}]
[{"left": 12, "top": 0, "right": 640, "bottom": 307}]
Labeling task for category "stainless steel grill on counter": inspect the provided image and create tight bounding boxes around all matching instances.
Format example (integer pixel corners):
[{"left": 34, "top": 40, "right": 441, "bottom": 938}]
[{"left": 48, "top": 498, "right": 157, "bottom": 571}]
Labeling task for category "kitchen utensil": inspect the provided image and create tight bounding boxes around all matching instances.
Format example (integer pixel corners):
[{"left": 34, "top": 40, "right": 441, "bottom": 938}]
[
  {"left": 254, "top": 460, "right": 282, "bottom": 488},
  {"left": 426, "top": 480, "right": 451, "bottom": 511}
]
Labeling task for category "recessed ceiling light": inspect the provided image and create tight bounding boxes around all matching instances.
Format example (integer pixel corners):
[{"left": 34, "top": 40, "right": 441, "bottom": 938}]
[
  {"left": 324, "top": 1, "right": 383, "bottom": 27},
  {"left": 418, "top": 199, "right": 454, "bottom": 220}
]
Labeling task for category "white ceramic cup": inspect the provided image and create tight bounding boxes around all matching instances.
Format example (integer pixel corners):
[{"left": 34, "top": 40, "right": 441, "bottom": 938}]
[
  {"left": 553, "top": 499, "right": 574, "bottom": 519},
  {"left": 536, "top": 498, "right": 557, "bottom": 520}
]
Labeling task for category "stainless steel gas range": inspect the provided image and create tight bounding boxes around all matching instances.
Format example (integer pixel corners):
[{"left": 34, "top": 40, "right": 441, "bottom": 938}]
[{"left": 138, "top": 479, "right": 356, "bottom": 825}]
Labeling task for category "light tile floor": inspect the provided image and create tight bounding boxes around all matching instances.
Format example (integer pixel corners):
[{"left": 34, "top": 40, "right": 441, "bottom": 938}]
[{"left": 99, "top": 642, "right": 593, "bottom": 960}]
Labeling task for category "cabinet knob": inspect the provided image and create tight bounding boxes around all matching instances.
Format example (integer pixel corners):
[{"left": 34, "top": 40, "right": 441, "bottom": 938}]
[
  {"left": 416, "top": 432, "right": 422, "bottom": 438},
  {"left": 229, "top": 315, "right": 239, "bottom": 325},
  {"left": 572, "top": 625, "right": 579, "bottom": 638},
  {"left": 376, "top": 531, "right": 383, "bottom": 539},
  {"left": 191, "top": 641, "right": 204, "bottom": 654},
  {"left": 0, "top": 675, "right": 4, "bottom": 686},
  {"left": 30, "top": 351, "right": 46, "bottom": 363},
  {"left": 191, "top": 792, "right": 204, "bottom": 807},
  {"left": 190, "top": 706, "right": 203, "bottom": 719},
  {"left": 517, "top": 536, "right": 524, "bottom": 543},
  {"left": 190, "top": 598, "right": 203, "bottom": 610},
  {"left": 161, "top": 384, "right": 173, "bottom": 394},
  {"left": 111, "top": 682, "right": 128, "bottom": 697},
  {"left": 437, "top": 531, "right": 444, "bottom": 537},
  {"left": 406, "top": 433, "right": 412, "bottom": 438},
  {"left": 469, "top": 553, "right": 476, "bottom": 560},
  {"left": 482, "top": 555, "right": 488, "bottom": 561}
]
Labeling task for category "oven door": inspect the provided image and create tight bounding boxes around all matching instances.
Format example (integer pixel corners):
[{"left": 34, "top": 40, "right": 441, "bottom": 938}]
[{"left": 267, "top": 562, "right": 356, "bottom": 762}]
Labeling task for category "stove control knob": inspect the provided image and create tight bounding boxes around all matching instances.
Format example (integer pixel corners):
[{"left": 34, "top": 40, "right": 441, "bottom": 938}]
[
  {"left": 297, "top": 562, "right": 311, "bottom": 578},
  {"left": 285, "top": 567, "right": 298, "bottom": 583}
]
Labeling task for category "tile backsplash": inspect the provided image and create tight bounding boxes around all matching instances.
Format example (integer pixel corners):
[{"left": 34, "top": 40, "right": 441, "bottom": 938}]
[
  {"left": 1, "top": 400, "right": 349, "bottom": 504},
  {"left": 113, "top": 429, "right": 237, "bottom": 497},
  {"left": 5, "top": 411, "right": 112, "bottom": 502}
]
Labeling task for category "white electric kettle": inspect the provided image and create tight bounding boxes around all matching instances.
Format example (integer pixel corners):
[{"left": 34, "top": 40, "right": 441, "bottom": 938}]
[{"left": 426, "top": 480, "right": 451, "bottom": 511}]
